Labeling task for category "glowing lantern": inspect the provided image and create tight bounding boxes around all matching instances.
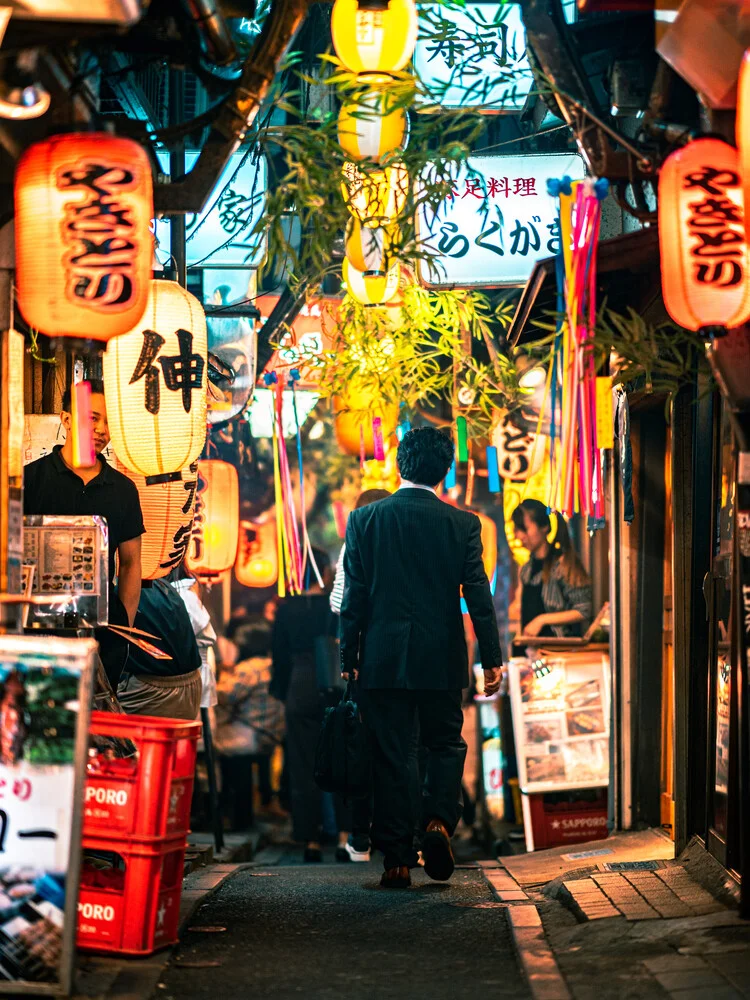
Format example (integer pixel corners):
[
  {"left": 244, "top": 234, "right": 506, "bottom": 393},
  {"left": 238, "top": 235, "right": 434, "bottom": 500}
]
[
  {"left": 659, "top": 137, "right": 750, "bottom": 333},
  {"left": 103, "top": 280, "right": 208, "bottom": 477},
  {"left": 338, "top": 86, "right": 409, "bottom": 162},
  {"left": 503, "top": 454, "right": 553, "bottom": 566},
  {"left": 185, "top": 460, "right": 239, "bottom": 580},
  {"left": 15, "top": 133, "right": 153, "bottom": 341},
  {"left": 331, "top": 0, "right": 418, "bottom": 75},
  {"left": 478, "top": 512, "right": 498, "bottom": 585},
  {"left": 343, "top": 258, "right": 400, "bottom": 306},
  {"left": 235, "top": 517, "right": 278, "bottom": 588},
  {"left": 491, "top": 410, "right": 546, "bottom": 482},
  {"left": 738, "top": 50, "right": 750, "bottom": 244},
  {"left": 334, "top": 383, "right": 399, "bottom": 457},
  {"left": 345, "top": 219, "right": 396, "bottom": 276},
  {"left": 116, "top": 459, "right": 197, "bottom": 580},
  {"left": 342, "top": 161, "right": 408, "bottom": 228}
]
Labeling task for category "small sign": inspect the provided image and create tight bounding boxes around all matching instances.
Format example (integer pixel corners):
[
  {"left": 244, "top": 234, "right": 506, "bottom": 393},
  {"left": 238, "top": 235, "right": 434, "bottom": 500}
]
[
  {"left": 601, "top": 860, "right": 662, "bottom": 872},
  {"left": 155, "top": 150, "right": 267, "bottom": 268},
  {"left": 595, "top": 379, "right": 615, "bottom": 450},
  {"left": 417, "top": 153, "right": 586, "bottom": 287},
  {"left": 561, "top": 847, "right": 614, "bottom": 861}
]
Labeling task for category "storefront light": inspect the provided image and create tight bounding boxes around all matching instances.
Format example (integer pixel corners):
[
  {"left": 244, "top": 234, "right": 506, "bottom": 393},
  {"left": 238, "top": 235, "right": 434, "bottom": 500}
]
[{"left": 331, "top": 0, "right": 418, "bottom": 76}]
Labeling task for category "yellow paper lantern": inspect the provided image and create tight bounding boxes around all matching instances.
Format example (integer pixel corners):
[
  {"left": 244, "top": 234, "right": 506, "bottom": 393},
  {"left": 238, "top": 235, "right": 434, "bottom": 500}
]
[
  {"left": 185, "top": 460, "right": 239, "bottom": 580},
  {"left": 338, "top": 86, "right": 409, "bottom": 162},
  {"left": 103, "top": 280, "right": 208, "bottom": 477},
  {"left": 345, "top": 219, "right": 396, "bottom": 276},
  {"left": 343, "top": 258, "right": 400, "bottom": 306},
  {"left": 331, "top": 0, "right": 418, "bottom": 75},
  {"left": 503, "top": 449, "right": 553, "bottom": 566},
  {"left": 116, "top": 459, "right": 197, "bottom": 580},
  {"left": 235, "top": 517, "right": 278, "bottom": 589},
  {"left": 334, "top": 383, "right": 398, "bottom": 458},
  {"left": 15, "top": 133, "right": 153, "bottom": 341},
  {"left": 341, "top": 161, "right": 408, "bottom": 228},
  {"left": 491, "top": 410, "right": 546, "bottom": 482}
]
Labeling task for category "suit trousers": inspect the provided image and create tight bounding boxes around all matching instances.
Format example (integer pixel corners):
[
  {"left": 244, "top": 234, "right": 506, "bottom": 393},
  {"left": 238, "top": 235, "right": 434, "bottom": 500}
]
[{"left": 360, "top": 688, "right": 467, "bottom": 870}]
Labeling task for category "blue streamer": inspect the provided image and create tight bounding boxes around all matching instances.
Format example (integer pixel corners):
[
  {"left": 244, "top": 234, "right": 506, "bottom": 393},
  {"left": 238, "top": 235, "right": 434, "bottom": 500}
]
[
  {"left": 444, "top": 459, "right": 457, "bottom": 490},
  {"left": 486, "top": 446, "right": 501, "bottom": 494}
]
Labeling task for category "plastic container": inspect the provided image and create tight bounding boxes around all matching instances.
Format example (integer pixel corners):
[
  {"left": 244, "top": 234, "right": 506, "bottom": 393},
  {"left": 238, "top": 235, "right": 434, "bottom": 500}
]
[
  {"left": 77, "top": 834, "right": 186, "bottom": 955},
  {"left": 527, "top": 789, "right": 608, "bottom": 850},
  {"left": 84, "top": 711, "right": 201, "bottom": 841}
]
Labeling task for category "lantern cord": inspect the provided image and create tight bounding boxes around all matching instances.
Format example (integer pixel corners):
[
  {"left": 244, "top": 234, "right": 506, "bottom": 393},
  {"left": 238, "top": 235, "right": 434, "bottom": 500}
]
[{"left": 291, "top": 378, "right": 311, "bottom": 589}]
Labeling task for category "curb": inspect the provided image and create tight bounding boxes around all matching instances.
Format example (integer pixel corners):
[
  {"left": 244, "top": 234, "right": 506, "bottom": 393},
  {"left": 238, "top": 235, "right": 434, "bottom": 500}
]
[{"left": 480, "top": 862, "right": 571, "bottom": 1000}]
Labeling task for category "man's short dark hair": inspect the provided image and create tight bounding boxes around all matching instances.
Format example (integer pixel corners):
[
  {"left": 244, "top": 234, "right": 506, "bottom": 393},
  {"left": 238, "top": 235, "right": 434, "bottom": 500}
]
[
  {"left": 234, "top": 617, "right": 272, "bottom": 660},
  {"left": 396, "top": 427, "right": 454, "bottom": 487},
  {"left": 62, "top": 380, "right": 105, "bottom": 413}
]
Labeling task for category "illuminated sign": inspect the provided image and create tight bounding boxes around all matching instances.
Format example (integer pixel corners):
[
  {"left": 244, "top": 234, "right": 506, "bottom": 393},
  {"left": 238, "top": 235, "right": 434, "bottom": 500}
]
[
  {"left": 155, "top": 150, "right": 267, "bottom": 268},
  {"left": 413, "top": 2, "right": 534, "bottom": 111},
  {"left": 416, "top": 152, "right": 586, "bottom": 287}
]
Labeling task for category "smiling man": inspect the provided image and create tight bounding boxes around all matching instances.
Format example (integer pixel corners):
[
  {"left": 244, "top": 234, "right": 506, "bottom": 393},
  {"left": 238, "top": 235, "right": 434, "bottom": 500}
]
[{"left": 23, "top": 380, "right": 144, "bottom": 686}]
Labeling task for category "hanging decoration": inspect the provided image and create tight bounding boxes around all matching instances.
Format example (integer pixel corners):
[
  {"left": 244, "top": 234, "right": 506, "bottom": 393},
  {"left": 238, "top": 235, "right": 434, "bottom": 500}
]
[
  {"left": 338, "top": 86, "right": 409, "bottom": 161},
  {"left": 342, "top": 161, "right": 409, "bottom": 229},
  {"left": 547, "top": 175, "right": 609, "bottom": 520},
  {"left": 334, "top": 384, "right": 399, "bottom": 458},
  {"left": 185, "top": 460, "right": 239, "bottom": 581},
  {"left": 15, "top": 133, "right": 153, "bottom": 342},
  {"left": 235, "top": 516, "right": 279, "bottom": 589},
  {"left": 342, "top": 258, "right": 400, "bottom": 306},
  {"left": 207, "top": 336, "right": 258, "bottom": 426},
  {"left": 103, "top": 280, "right": 208, "bottom": 478},
  {"left": 491, "top": 410, "right": 546, "bottom": 483},
  {"left": 117, "top": 459, "right": 197, "bottom": 580},
  {"left": 345, "top": 219, "right": 396, "bottom": 277},
  {"left": 659, "top": 137, "right": 750, "bottom": 335},
  {"left": 69, "top": 380, "right": 95, "bottom": 469},
  {"left": 331, "top": 0, "right": 418, "bottom": 75}
]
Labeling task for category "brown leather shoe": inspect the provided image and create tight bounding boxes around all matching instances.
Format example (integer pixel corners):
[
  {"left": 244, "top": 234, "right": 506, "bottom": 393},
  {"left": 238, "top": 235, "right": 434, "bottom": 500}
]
[
  {"left": 422, "top": 818, "right": 455, "bottom": 882},
  {"left": 380, "top": 865, "right": 411, "bottom": 888}
]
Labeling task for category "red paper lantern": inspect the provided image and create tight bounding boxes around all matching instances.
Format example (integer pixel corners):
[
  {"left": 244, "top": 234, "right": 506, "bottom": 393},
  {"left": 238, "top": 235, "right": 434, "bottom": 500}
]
[
  {"left": 185, "top": 460, "right": 239, "bottom": 580},
  {"left": 15, "top": 133, "right": 153, "bottom": 341},
  {"left": 235, "top": 517, "right": 278, "bottom": 589},
  {"left": 658, "top": 137, "right": 750, "bottom": 333}
]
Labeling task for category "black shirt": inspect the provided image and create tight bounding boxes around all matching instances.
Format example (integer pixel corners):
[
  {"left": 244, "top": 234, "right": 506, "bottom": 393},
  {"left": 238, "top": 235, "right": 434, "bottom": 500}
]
[
  {"left": 521, "top": 557, "right": 555, "bottom": 636},
  {"left": 23, "top": 446, "right": 145, "bottom": 584},
  {"left": 126, "top": 580, "right": 201, "bottom": 677},
  {"left": 270, "top": 594, "right": 333, "bottom": 701}
]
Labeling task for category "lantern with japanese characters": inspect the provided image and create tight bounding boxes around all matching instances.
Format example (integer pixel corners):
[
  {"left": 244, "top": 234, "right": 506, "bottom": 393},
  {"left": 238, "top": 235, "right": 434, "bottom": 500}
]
[
  {"left": 185, "top": 460, "right": 240, "bottom": 580},
  {"left": 116, "top": 459, "right": 197, "bottom": 579},
  {"left": 343, "top": 258, "right": 400, "bottom": 306},
  {"left": 103, "top": 280, "right": 208, "bottom": 477},
  {"left": 15, "top": 133, "right": 153, "bottom": 341},
  {"left": 338, "top": 86, "right": 409, "bottom": 162},
  {"left": 342, "top": 161, "right": 409, "bottom": 229},
  {"left": 491, "top": 410, "right": 546, "bottom": 482},
  {"left": 331, "top": 0, "right": 418, "bottom": 75},
  {"left": 235, "top": 517, "right": 278, "bottom": 589},
  {"left": 659, "top": 137, "right": 750, "bottom": 334}
]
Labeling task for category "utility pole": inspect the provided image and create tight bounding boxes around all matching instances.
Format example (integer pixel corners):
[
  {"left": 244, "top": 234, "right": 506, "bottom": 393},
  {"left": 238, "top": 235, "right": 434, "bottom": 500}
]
[{"left": 169, "top": 67, "right": 187, "bottom": 288}]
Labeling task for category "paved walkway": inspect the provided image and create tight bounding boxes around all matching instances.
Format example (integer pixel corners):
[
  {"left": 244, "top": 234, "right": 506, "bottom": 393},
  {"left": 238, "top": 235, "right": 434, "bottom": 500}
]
[{"left": 156, "top": 850, "right": 531, "bottom": 1000}]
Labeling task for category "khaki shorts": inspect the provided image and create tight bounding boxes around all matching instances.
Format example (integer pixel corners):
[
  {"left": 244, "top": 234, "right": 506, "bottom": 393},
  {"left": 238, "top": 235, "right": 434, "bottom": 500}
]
[{"left": 117, "top": 670, "right": 201, "bottom": 721}]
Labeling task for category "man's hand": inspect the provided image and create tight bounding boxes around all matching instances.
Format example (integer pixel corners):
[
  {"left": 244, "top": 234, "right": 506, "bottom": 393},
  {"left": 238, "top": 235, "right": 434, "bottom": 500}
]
[
  {"left": 522, "top": 614, "right": 548, "bottom": 638},
  {"left": 483, "top": 667, "right": 502, "bottom": 697},
  {"left": 341, "top": 669, "right": 359, "bottom": 682}
]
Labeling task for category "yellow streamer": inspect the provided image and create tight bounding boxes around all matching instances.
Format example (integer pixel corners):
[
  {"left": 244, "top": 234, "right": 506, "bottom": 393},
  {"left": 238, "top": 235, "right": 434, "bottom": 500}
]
[{"left": 272, "top": 420, "right": 286, "bottom": 599}]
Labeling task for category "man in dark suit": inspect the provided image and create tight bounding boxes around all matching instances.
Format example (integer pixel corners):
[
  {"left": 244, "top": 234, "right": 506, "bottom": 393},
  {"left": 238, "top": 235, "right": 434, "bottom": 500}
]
[{"left": 340, "top": 427, "right": 503, "bottom": 888}]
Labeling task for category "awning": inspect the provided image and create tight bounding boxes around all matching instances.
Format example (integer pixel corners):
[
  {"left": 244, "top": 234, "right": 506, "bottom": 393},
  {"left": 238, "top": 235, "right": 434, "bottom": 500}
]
[{"left": 508, "top": 226, "right": 662, "bottom": 347}]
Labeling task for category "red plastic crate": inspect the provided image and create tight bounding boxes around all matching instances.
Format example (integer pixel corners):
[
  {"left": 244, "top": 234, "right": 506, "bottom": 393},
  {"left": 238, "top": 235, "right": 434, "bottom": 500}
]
[
  {"left": 77, "top": 834, "right": 186, "bottom": 955},
  {"left": 527, "top": 790, "right": 608, "bottom": 850},
  {"left": 84, "top": 711, "right": 200, "bottom": 842}
]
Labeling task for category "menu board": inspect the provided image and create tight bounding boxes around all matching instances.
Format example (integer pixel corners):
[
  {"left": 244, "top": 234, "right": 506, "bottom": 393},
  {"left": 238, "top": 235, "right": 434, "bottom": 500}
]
[
  {"left": 0, "top": 635, "right": 95, "bottom": 995},
  {"left": 508, "top": 652, "right": 610, "bottom": 793}
]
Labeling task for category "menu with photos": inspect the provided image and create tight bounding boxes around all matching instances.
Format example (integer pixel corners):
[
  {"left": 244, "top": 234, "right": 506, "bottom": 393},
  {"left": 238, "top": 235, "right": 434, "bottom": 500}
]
[{"left": 508, "top": 652, "right": 610, "bottom": 793}]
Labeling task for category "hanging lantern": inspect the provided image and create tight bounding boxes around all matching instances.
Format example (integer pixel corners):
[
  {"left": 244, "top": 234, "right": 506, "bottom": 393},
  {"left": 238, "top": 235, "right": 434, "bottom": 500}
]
[
  {"left": 331, "top": 0, "right": 418, "bottom": 75},
  {"left": 207, "top": 336, "right": 257, "bottom": 425},
  {"left": 491, "top": 410, "right": 546, "bottom": 482},
  {"left": 342, "top": 161, "right": 409, "bottom": 228},
  {"left": 116, "top": 459, "right": 197, "bottom": 580},
  {"left": 343, "top": 258, "right": 400, "bottom": 306},
  {"left": 659, "top": 137, "right": 750, "bottom": 334},
  {"left": 338, "top": 86, "right": 409, "bottom": 162},
  {"left": 103, "top": 280, "right": 208, "bottom": 477},
  {"left": 345, "top": 219, "right": 396, "bottom": 276},
  {"left": 15, "top": 133, "right": 153, "bottom": 341},
  {"left": 235, "top": 517, "right": 278, "bottom": 589},
  {"left": 334, "top": 383, "right": 399, "bottom": 457},
  {"left": 185, "top": 460, "right": 240, "bottom": 580}
]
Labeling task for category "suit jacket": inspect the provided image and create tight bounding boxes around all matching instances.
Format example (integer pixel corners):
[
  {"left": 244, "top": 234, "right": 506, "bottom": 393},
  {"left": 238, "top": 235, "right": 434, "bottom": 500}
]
[{"left": 339, "top": 488, "right": 503, "bottom": 690}]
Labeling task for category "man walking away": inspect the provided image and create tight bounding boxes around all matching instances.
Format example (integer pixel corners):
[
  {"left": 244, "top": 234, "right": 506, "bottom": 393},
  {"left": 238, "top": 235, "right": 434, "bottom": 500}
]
[{"left": 340, "top": 427, "right": 503, "bottom": 888}]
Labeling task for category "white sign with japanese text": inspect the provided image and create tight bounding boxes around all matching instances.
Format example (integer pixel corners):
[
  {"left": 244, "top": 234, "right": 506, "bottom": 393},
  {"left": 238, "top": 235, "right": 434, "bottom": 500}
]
[
  {"left": 417, "top": 152, "right": 586, "bottom": 287},
  {"left": 414, "top": 2, "right": 534, "bottom": 111},
  {"left": 154, "top": 150, "right": 267, "bottom": 268}
]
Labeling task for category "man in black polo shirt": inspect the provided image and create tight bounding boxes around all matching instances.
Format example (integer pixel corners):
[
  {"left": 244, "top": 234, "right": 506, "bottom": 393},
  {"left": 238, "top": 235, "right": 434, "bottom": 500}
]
[{"left": 23, "top": 381, "right": 144, "bottom": 685}]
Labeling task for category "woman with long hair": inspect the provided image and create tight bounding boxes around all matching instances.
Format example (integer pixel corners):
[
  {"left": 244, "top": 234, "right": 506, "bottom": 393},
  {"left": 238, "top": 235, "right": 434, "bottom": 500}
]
[{"left": 511, "top": 499, "right": 592, "bottom": 643}]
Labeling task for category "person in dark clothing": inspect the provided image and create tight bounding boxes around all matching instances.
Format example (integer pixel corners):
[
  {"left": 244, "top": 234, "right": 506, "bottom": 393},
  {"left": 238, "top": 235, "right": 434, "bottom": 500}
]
[
  {"left": 340, "top": 427, "right": 503, "bottom": 888},
  {"left": 271, "top": 549, "right": 346, "bottom": 862},
  {"left": 23, "top": 382, "right": 144, "bottom": 688},
  {"left": 117, "top": 579, "right": 202, "bottom": 720}
]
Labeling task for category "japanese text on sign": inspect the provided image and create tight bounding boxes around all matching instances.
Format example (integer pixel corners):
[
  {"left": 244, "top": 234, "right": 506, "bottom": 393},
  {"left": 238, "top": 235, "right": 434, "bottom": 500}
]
[
  {"left": 130, "top": 329, "right": 205, "bottom": 415},
  {"left": 417, "top": 153, "right": 586, "bottom": 287},
  {"left": 684, "top": 165, "right": 745, "bottom": 288}
]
